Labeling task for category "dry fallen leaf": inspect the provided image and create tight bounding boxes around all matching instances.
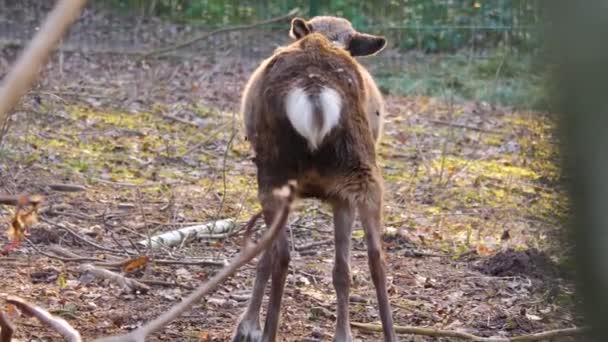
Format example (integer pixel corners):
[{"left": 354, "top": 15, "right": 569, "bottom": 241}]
[
  {"left": 2, "top": 196, "right": 43, "bottom": 254},
  {"left": 199, "top": 331, "right": 210, "bottom": 342},
  {"left": 476, "top": 245, "right": 495, "bottom": 256},
  {"left": 4, "top": 303, "right": 19, "bottom": 319},
  {"left": 122, "top": 255, "right": 150, "bottom": 273}
]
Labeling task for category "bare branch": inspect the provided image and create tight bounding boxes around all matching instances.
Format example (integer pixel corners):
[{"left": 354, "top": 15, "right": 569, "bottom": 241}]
[
  {"left": 295, "top": 238, "right": 333, "bottom": 252},
  {"left": 5, "top": 296, "right": 82, "bottom": 342},
  {"left": 47, "top": 183, "right": 87, "bottom": 192},
  {"left": 0, "top": 309, "right": 14, "bottom": 342},
  {"left": 0, "top": 0, "right": 87, "bottom": 124},
  {"left": 144, "top": 8, "right": 300, "bottom": 58},
  {"left": 93, "top": 182, "right": 296, "bottom": 342},
  {"left": 351, "top": 322, "right": 588, "bottom": 341}
]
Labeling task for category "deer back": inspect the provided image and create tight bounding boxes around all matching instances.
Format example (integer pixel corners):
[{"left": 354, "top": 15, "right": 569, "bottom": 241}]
[{"left": 242, "top": 33, "right": 379, "bottom": 199}]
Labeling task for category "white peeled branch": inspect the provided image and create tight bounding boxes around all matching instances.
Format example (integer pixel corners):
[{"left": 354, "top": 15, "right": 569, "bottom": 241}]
[{"left": 138, "top": 219, "right": 235, "bottom": 249}]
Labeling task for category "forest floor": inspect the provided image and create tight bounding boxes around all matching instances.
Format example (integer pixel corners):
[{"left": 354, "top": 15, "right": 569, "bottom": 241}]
[
  {"left": 0, "top": 3, "right": 583, "bottom": 341},
  {"left": 0, "top": 48, "right": 582, "bottom": 341}
]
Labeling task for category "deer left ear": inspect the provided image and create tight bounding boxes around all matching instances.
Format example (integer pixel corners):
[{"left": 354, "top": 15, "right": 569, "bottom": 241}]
[
  {"left": 348, "top": 33, "right": 387, "bottom": 56},
  {"left": 290, "top": 17, "right": 311, "bottom": 39}
]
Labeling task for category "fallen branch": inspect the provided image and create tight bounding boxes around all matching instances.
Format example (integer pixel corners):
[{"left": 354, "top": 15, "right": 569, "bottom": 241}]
[
  {"left": 47, "top": 183, "right": 87, "bottom": 192},
  {"left": 37, "top": 243, "right": 227, "bottom": 268},
  {"left": 351, "top": 322, "right": 588, "bottom": 341},
  {"left": 295, "top": 238, "right": 333, "bottom": 252},
  {"left": 5, "top": 296, "right": 82, "bottom": 342},
  {"left": 153, "top": 258, "right": 227, "bottom": 267},
  {"left": 78, "top": 264, "right": 151, "bottom": 293},
  {"left": 137, "top": 219, "right": 235, "bottom": 249},
  {"left": 144, "top": 8, "right": 299, "bottom": 58},
  {"left": 0, "top": 0, "right": 86, "bottom": 124},
  {"left": 0, "top": 194, "right": 44, "bottom": 206},
  {"left": 41, "top": 218, "right": 125, "bottom": 254},
  {"left": 93, "top": 182, "right": 295, "bottom": 342},
  {"left": 0, "top": 309, "right": 14, "bottom": 342},
  {"left": 428, "top": 119, "right": 502, "bottom": 134}
]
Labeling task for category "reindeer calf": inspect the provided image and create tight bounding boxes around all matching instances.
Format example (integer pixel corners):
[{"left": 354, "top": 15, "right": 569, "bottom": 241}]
[{"left": 234, "top": 22, "right": 396, "bottom": 342}]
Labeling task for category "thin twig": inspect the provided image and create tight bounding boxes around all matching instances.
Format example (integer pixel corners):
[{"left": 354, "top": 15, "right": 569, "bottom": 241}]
[
  {"left": 27, "top": 241, "right": 227, "bottom": 268},
  {"left": 26, "top": 239, "right": 104, "bottom": 263},
  {"left": 135, "top": 188, "right": 153, "bottom": 255},
  {"left": 41, "top": 218, "right": 124, "bottom": 254},
  {"left": 47, "top": 183, "right": 86, "bottom": 192},
  {"left": 351, "top": 322, "right": 588, "bottom": 341},
  {"left": 428, "top": 119, "right": 502, "bottom": 134},
  {"left": 152, "top": 258, "right": 227, "bottom": 267},
  {"left": 144, "top": 8, "right": 299, "bottom": 58},
  {"left": 295, "top": 238, "right": 334, "bottom": 252}
]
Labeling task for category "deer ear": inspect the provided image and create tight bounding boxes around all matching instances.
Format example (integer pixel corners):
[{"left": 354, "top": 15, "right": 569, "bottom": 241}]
[
  {"left": 290, "top": 17, "right": 311, "bottom": 39},
  {"left": 348, "top": 33, "right": 387, "bottom": 56}
]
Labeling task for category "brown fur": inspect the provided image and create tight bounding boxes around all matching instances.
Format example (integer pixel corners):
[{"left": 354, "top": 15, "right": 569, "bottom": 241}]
[
  {"left": 235, "top": 32, "right": 396, "bottom": 342},
  {"left": 289, "top": 16, "right": 386, "bottom": 144},
  {"left": 244, "top": 33, "right": 380, "bottom": 203}
]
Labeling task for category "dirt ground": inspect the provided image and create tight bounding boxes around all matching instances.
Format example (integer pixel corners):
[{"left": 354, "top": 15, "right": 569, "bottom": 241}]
[{"left": 0, "top": 4, "right": 583, "bottom": 342}]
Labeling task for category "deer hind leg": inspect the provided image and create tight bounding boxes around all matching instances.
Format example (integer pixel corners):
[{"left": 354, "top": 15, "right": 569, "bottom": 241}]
[
  {"left": 233, "top": 196, "right": 289, "bottom": 342},
  {"left": 331, "top": 198, "right": 355, "bottom": 342},
  {"left": 356, "top": 183, "right": 397, "bottom": 342},
  {"left": 261, "top": 219, "right": 290, "bottom": 341}
]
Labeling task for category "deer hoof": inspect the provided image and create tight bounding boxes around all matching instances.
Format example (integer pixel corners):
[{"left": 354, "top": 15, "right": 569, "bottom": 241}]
[
  {"left": 333, "top": 328, "right": 353, "bottom": 342},
  {"left": 232, "top": 321, "right": 262, "bottom": 342}
]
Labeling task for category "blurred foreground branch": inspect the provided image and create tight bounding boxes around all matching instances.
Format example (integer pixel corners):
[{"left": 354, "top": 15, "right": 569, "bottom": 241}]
[
  {"left": 0, "top": 0, "right": 87, "bottom": 125},
  {"left": 6, "top": 296, "right": 82, "bottom": 342}
]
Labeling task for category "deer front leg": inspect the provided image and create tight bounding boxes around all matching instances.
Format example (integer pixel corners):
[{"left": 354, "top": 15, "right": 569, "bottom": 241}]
[
  {"left": 332, "top": 199, "right": 355, "bottom": 342},
  {"left": 358, "top": 199, "right": 397, "bottom": 342}
]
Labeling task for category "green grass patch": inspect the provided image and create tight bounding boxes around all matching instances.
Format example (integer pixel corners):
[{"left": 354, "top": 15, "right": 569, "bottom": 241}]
[{"left": 373, "top": 49, "right": 548, "bottom": 109}]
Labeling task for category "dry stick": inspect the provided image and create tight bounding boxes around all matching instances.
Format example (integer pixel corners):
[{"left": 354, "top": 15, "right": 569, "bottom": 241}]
[
  {"left": 294, "top": 238, "right": 334, "bottom": 252},
  {"left": 41, "top": 218, "right": 125, "bottom": 254},
  {"left": 0, "top": 309, "right": 14, "bottom": 342},
  {"left": 5, "top": 296, "right": 82, "bottom": 342},
  {"left": 428, "top": 119, "right": 502, "bottom": 134},
  {"left": 0, "top": 0, "right": 87, "bottom": 124},
  {"left": 351, "top": 322, "right": 588, "bottom": 342},
  {"left": 32, "top": 240, "right": 227, "bottom": 268},
  {"left": 94, "top": 183, "right": 295, "bottom": 342},
  {"left": 152, "top": 258, "right": 226, "bottom": 267},
  {"left": 144, "top": 8, "right": 300, "bottom": 58},
  {"left": 78, "top": 264, "right": 151, "bottom": 293},
  {"left": 25, "top": 238, "right": 105, "bottom": 264},
  {"left": 46, "top": 183, "right": 87, "bottom": 192},
  {"left": 0, "top": 194, "right": 44, "bottom": 206}
]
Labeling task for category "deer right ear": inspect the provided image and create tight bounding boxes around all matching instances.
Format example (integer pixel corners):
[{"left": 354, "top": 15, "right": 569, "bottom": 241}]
[
  {"left": 290, "top": 17, "right": 311, "bottom": 39},
  {"left": 348, "top": 33, "right": 387, "bottom": 56}
]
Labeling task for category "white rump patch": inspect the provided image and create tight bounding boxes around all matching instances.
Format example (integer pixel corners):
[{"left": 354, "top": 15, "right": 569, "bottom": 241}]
[
  {"left": 285, "top": 87, "right": 342, "bottom": 150},
  {"left": 318, "top": 87, "right": 342, "bottom": 141}
]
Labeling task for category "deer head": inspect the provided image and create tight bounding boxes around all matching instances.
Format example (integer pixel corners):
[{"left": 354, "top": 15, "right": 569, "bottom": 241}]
[{"left": 289, "top": 16, "right": 387, "bottom": 56}]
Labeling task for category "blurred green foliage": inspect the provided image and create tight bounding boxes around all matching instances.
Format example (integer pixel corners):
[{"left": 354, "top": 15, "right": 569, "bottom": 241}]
[
  {"left": 104, "top": 0, "right": 543, "bottom": 109},
  {"left": 105, "top": 0, "right": 540, "bottom": 52},
  {"left": 375, "top": 50, "right": 547, "bottom": 109}
]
